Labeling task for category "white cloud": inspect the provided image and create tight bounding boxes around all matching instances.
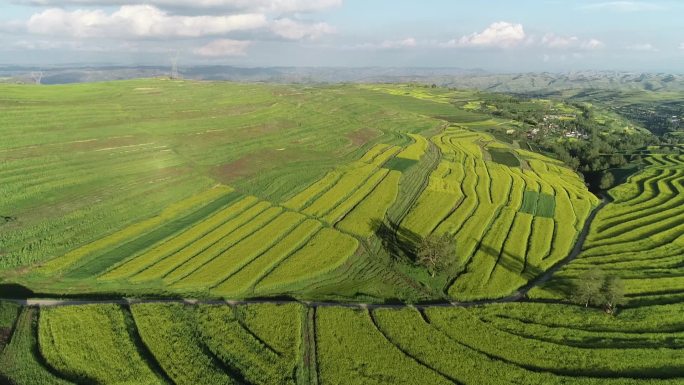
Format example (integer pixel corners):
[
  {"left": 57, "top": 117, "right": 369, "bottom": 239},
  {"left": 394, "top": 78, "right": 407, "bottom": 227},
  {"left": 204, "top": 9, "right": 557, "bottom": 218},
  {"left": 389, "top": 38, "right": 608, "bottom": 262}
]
[
  {"left": 26, "top": 5, "right": 267, "bottom": 38},
  {"left": 440, "top": 24, "right": 603, "bottom": 51},
  {"left": 271, "top": 18, "right": 334, "bottom": 40},
  {"left": 380, "top": 37, "right": 417, "bottom": 49},
  {"left": 443, "top": 22, "right": 526, "bottom": 48},
  {"left": 194, "top": 39, "right": 250, "bottom": 56},
  {"left": 579, "top": 1, "right": 664, "bottom": 12},
  {"left": 626, "top": 43, "right": 658, "bottom": 51},
  {"left": 581, "top": 38, "right": 605, "bottom": 50},
  {"left": 541, "top": 33, "right": 605, "bottom": 50},
  {"left": 541, "top": 33, "right": 579, "bottom": 48},
  {"left": 679, "top": 42, "right": 684, "bottom": 50},
  {"left": 350, "top": 37, "right": 417, "bottom": 50},
  {"left": 15, "top": 0, "right": 343, "bottom": 13}
]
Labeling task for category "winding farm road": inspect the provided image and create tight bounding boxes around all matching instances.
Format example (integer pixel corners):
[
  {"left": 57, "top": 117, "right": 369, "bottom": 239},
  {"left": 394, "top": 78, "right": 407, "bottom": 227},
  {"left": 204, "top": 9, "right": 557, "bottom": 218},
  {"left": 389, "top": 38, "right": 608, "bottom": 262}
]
[{"left": 0, "top": 198, "right": 610, "bottom": 309}]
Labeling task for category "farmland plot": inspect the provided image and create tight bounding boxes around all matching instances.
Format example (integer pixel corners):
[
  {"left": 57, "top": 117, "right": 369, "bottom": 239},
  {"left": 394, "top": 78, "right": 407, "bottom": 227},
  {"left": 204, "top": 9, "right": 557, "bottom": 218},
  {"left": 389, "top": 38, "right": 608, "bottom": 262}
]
[{"left": 533, "top": 154, "right": 684, "bottom": 304}]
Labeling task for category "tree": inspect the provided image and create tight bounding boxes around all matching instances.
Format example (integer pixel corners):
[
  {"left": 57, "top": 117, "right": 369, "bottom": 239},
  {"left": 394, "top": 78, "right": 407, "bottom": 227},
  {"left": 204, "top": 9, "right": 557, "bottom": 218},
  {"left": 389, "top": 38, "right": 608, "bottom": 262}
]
[
  {"left": 603, "top": 276, "right": 626, "bottom": 315},
  {"left": 571, "top": 269, "right": 626, "bottom": 315},
  {"left": 599, "top": 172, "right": 615, "bottom": 190},
  {"left": 417, "top": 234, "right": 455, "bottom": 277},
  {"left": 609, "top": 155, "right": 627, "bottom": 168},
  {"left": 572, "top": 268, "right": 606, "bottom": 307}
]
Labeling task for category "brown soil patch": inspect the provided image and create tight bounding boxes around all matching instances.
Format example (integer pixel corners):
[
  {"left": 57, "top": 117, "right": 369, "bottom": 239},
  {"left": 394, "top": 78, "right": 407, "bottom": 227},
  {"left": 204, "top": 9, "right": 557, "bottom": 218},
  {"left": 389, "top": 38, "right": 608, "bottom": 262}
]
[
  {"left": 347, "top": 127, "right": 381, "bottom": 147},
  {"left": 212, "top": 148, "right": 302, "bottom": 184}
]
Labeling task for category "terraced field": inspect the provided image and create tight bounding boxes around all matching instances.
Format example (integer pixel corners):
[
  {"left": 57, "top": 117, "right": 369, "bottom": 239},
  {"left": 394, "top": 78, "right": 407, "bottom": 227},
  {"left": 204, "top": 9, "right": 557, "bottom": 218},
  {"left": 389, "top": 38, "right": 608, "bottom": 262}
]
[
  {"left": 13, "top": 130, "right": 595, "bottom": 301},
  {"left": 1, "top": 301, "right": 683, "bottom": 385},
  {"left": 0, "top": 80, "right": 600, "bottom": 302},
  {"left": 532, "top": 153, "right": 684, "bottom": 306},
  {"left": 2, "top": 80, "right": 684, "bottom": 385}
]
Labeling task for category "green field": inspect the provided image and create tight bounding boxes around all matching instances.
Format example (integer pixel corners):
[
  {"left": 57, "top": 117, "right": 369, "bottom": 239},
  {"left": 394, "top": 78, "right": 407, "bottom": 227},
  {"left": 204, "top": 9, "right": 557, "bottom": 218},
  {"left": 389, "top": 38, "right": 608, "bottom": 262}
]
[
  {"left": 1, "top": 301, "right": 682, "bottom": 384},
  {"left": 0, "top": 79, "right": 598, "bottom": 302},
  {"left": 2, "top": 80, "right": 683, "bottom": 384},
  {"left": 532, "top": 153, "right": 684, "bottom": 305}
]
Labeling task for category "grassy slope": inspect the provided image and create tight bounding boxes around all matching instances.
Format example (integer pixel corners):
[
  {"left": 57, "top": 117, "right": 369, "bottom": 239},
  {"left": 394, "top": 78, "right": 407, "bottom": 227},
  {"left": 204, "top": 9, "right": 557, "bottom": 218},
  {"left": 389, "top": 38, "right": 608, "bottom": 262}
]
[{"left": 0, "top": 80, "right": 600, "bottom": 303}]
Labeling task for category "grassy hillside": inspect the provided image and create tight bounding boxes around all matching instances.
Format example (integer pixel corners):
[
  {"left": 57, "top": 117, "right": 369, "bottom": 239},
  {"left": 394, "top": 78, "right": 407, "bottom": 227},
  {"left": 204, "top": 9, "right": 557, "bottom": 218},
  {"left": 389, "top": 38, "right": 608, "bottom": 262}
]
[
  {"left": 0, "top": 79, "right": 597, "bottom": 302},
  {"left": 1, "top": 79, "right": 684, "bottom": 385}
]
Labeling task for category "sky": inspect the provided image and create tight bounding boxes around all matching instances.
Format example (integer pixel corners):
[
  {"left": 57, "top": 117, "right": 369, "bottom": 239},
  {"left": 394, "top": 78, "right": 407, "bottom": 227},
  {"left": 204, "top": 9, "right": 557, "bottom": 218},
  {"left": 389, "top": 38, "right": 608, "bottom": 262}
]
[{"left": 0, "top": 0, "right": 683, "bottom": 72}]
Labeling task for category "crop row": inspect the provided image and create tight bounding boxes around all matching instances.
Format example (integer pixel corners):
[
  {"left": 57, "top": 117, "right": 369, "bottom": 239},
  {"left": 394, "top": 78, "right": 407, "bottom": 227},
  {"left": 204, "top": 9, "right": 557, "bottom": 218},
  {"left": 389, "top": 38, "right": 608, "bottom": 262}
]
[
  {"left": 101, "top": 197, "right": 268, "bottom": 282},
  {"left": 5, "top": 301, "right": 683, "bottom": 385},
  {"left": 337, "top": 170, "right": 401, "bottom": 237},
  {"left": 358, "top": 143, "right": 393, "bottom": 163},
  {"left": 131, "top": 303, "right": 243, "bottom": 385},
  {"left": 211, "top": 219, "right": 323, "bottom": 296},
  {"left": 322, "top": 169, "right": 390, "bottom": 225},
  {"left": 532, "top": 158, "right": 684, "bottom": 304},
  {"left": 302, "top": 164, "right": 381, "bottom": 218},
  {"left": 395, "top": 133, "right": 428, "bottom": 160},
  {"left": 100, "top": 195, "right": 259, "bottom": 280},
  {"left": 3, "top": 171, "right": 212, "bottom": 270},
  {"left": 423, "top": 129, "right": 598, "bottom": 301},
  {"left": 194, "top": 305, "right": 300, "bottom": 385},
  {"left": 317, "top": 306, "right": 677, "bottom": 385},
  {"left": 0, "top": 308, "right": 72, "bottom": 385},
  {"left": 165, "top": 206, "right": 284, "bottom": 285},
  {"left": 604, "top": 168, "right": 683, "bottom": 221},
  {"left": 316, "top": 307, "right": 452, "bottom": 385},
  {"left": 254, "top": 228, "right": 359, "bottom": 293},
  {"left": 39, "top": 185, "right": 235, "bottom": 274},
  {"left": 174, "top": 211, "right": 306, "bottom": 289},
  {"left": 38, "top": 305, "right": 163, "bottom": 385}
]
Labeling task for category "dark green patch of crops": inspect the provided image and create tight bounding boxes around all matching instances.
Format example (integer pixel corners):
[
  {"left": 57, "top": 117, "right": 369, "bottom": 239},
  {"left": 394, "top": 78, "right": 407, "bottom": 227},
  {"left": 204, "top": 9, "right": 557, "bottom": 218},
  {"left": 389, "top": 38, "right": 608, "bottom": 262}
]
[
  {"left": 520, "top": 191, "right": 555, "bottom": 218},
  {"left": 536, "top": 194, "right": 556, "bottom": 217},
  {"left": 383, "top": 157, "right": 419, "bottom": 172},
  {"left": 490, "top": 149, "right": 521, "bottom": 167},
  {"left": 63, "top": 191, "right": 243, "bottom": 279},
  {"left": 489, "top": 131, "right": 515, "bottom": 144}
]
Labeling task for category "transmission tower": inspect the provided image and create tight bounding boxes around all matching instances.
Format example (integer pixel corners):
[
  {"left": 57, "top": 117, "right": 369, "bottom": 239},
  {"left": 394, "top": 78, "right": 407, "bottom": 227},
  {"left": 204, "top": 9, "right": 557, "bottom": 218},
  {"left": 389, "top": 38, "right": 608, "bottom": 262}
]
[
  {"left": 30, "top": 71, "right": 43, "bottom": 85},
  {"left": 170, "top": 52, "right": 180, "bottom": 80}
]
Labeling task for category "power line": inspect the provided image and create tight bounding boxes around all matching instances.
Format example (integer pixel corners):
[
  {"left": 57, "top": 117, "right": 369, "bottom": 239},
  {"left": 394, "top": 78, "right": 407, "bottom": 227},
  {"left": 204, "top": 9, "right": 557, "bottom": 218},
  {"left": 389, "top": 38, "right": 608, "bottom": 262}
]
[
  {"left": 170, "top": 52, "right": 180, "bottom": 80},
  {"left": 30, "top": 71, "right": 43, "bottom": 85}
]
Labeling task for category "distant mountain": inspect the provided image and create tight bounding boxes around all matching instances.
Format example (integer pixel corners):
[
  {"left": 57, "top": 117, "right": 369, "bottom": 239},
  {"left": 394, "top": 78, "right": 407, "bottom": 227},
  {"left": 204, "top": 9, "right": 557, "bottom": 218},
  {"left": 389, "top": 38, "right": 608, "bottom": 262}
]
[
  {"left": 0, "top": 65, "right": 484, "bottom": 85},
  {"left": 438, "top": 72, "right": 684, "bottom": 94},
  {"left": 1, "top": 65, "right": 683, "bottom": 94}
]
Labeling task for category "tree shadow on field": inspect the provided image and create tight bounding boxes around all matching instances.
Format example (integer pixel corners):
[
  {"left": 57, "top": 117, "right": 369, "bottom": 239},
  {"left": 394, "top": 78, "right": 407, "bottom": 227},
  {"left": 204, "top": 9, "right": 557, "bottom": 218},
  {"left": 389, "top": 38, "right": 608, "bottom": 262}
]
[
  {"left": 371, "top": 219, "right": 422, "bottom": 264},
  {"left": 476, "top": 243, "right": 574, "bottom": 299},
  {"left": 0, "top": 283, "right": 35, "bottom": 299}
]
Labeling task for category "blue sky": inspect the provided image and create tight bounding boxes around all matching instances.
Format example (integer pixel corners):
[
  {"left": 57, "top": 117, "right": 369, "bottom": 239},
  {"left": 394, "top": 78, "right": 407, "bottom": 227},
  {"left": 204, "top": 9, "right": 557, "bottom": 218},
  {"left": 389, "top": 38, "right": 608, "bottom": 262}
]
[{"left": 0, "top": 0, "right": 683, "bottom": 71}]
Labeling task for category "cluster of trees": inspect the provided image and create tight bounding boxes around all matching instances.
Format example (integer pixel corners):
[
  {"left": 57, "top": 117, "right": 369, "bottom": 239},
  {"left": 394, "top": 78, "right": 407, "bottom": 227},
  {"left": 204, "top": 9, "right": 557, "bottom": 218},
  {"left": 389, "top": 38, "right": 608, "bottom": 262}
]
[
  {"left": 615, "top": 103, "right": 683, "bottom": 136},
  {"left": 477, "top": 94, "right": 548, "bottom": 125},
  {"left": 541, "top": 123, "right": 652, "bottom": 174},
  {"left": 474, "top": 95, "right": 656, "bottom": 179},
  {"left": 571, "top": 268, "right": 625, "bottom": 315}
]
